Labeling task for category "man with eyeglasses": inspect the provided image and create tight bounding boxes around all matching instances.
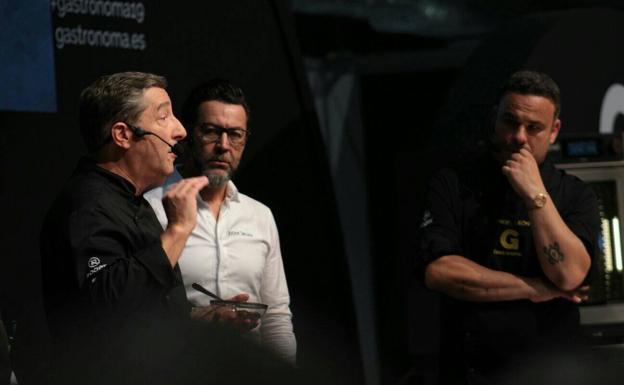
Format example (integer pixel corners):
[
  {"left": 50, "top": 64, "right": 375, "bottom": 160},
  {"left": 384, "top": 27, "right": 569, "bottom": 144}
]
[{"left": 145, "top": 79, "right": 296, "bottom": 364}]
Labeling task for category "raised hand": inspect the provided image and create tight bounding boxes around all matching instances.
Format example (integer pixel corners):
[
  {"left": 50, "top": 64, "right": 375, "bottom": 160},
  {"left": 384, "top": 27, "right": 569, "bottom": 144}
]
[
  {"left": 162, "top": 176, "right": 209, "bottom": 236},
  {"left": 159, "top": 176, "right": 209, "bottom": 266},
  {"left": 501, "top": 144, "right": 546, "bottom": 206}
]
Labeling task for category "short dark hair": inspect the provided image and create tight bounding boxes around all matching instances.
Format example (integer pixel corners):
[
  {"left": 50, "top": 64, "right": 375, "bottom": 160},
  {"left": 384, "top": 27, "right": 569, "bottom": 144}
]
[
  {"left": 500, "top": 70, "right": 561, "bottom": 119},
  {"left": 181, "top": 79, "right": 250, "bottom": 138},
  {"left": 80, "top": 71, "right": 167, "bottom": 153}
]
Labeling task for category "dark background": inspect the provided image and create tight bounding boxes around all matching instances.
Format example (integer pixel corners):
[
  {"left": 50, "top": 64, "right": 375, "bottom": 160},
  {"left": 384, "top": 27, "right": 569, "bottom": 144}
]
[{"left": 3, "top": 1, "right": 624, "bottom": 385}]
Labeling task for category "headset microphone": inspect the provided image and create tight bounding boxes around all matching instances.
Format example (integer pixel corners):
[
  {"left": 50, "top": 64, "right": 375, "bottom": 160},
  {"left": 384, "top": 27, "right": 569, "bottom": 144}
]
[{"left": 129, "top": 125, "right": 185, "bottom": 158}]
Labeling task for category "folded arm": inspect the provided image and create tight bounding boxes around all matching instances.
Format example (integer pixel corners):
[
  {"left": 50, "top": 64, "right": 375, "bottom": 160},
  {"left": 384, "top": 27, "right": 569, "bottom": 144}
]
[
  {"left": 527, "top": 196, "right": 591, "bottom": 291},
  {"left": 424, "top": 255, "right": 585, "bottom": 303},
  {"left": 503, "top": 147, "right": 591, "bottom": 291}
]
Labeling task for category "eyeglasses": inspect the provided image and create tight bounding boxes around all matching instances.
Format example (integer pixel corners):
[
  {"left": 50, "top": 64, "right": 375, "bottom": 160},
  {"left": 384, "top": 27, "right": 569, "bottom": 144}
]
[{"left": 195, "top": 124, "right": 250, "bottom": 148}]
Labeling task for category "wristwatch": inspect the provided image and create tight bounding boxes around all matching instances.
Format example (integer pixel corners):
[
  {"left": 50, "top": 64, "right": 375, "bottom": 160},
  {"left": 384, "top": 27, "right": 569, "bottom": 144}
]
[{"left": 532, "top": 192, "right": 547, "bottom": 209}]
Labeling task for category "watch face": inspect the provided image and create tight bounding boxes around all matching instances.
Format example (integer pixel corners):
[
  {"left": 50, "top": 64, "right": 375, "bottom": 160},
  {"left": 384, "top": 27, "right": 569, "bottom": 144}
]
[{"left": 535, "top": 193, "right": 547, "bottom": 208}]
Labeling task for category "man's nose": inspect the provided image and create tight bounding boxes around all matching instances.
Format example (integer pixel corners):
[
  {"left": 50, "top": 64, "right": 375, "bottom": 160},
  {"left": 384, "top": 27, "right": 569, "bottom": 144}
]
[
  {"left": 173, "top": 116, "right": 186, "bottom": 141},
  {"left": 514, "top": 125, "right": 528, "bottom": 144},
  {"left": 215, "top": 132, "right": 231, "bottom": 149}
]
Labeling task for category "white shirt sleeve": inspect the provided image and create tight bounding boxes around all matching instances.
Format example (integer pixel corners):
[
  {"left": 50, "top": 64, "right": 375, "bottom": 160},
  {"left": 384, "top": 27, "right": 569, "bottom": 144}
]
[{"left": 259, "top": 211, "right": 297, "bottom": 364}]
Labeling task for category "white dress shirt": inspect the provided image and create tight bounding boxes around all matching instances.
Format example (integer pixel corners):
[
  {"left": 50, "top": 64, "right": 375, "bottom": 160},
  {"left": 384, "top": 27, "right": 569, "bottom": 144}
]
[{"left": 145, "top": 170, "right": 296, "bottom": 363}]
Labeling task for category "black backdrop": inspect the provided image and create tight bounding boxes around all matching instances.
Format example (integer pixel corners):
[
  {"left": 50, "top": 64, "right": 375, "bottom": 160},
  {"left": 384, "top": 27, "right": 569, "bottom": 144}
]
[{"left": 0, "top": 1, "right": 362, "bottom": 384}]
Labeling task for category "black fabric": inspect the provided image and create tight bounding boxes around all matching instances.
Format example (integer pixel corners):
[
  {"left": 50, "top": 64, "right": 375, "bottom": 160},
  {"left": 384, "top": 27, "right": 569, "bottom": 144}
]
[
  {"left": 40, "top": 157, "right": 189, "bottom": 382},
  {"left": 416, "top": 154, "right": 600, "bottom": 385}
]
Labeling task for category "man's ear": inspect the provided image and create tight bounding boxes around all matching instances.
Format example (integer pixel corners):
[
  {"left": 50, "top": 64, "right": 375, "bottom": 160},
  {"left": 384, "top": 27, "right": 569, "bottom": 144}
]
[
  {"left": 110, "top": 122, "right": 132, "bottom": 149},
  {"left": 549, "top": 119, "right": 561, "bottom": 144}
]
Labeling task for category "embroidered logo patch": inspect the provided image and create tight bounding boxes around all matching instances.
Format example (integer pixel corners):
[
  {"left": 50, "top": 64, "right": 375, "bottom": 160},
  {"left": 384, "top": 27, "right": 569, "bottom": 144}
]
[
  {"left": 88, "top": 257, "right": 101, "bottom": 268},
  {"left": 500, "top": 229, "right": 520, "bottom": 250},
  {"left": 86, "top": 257, "right": 107, "bottom": 278},
  {"left": 492, "top": 218, "right": 527, "bottom": 257}
]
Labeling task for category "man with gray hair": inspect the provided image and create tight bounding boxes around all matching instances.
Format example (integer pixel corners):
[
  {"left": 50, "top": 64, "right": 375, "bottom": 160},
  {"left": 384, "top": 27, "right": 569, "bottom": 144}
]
[{"left": 40, "top": 71, "right": 207, "bottom": 382}]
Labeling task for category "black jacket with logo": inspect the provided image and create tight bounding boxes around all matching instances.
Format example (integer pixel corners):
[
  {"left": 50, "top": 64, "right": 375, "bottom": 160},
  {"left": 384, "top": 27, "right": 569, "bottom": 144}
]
[
  {"left": 416, "top": 154, "right": 600, "bottom": 380},
  {"left": 40, "top": 157, "right": 189, "bottom": 381}
]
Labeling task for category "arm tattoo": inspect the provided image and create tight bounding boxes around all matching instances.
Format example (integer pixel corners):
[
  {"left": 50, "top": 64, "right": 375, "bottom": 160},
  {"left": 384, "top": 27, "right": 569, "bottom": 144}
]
[{"left": 543, "top": 241, "right": 565, "bottom": 265}]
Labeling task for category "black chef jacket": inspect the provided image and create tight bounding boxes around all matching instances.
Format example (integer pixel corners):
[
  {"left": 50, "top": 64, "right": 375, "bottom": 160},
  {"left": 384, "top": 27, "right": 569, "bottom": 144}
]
[
  {"left": 40, "top": 157, "right": 189, "bottom": 371},
  {"left": 416, "top": 154, "right": 600, "bottom": 384}
]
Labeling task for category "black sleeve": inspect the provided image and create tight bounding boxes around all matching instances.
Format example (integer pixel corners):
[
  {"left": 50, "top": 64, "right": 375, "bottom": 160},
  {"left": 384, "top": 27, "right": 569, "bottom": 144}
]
[
  {"left": 415, "top": 169, "right": 464, "bottom": 278},
  {"left": 69, "top": 207, "right": 177, "bottom": 314}
]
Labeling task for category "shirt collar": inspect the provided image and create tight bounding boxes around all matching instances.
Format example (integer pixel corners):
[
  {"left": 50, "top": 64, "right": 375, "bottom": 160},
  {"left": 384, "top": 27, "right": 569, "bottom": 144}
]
[
  {"left": 225, "top": 180, "right": 240, "bottom": 203},
  {"left": 195, "top": 180, "right": 240, "bottom": 211},
  {"left": 78, "top": 156, "right": 138, "bottom": 197}
]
